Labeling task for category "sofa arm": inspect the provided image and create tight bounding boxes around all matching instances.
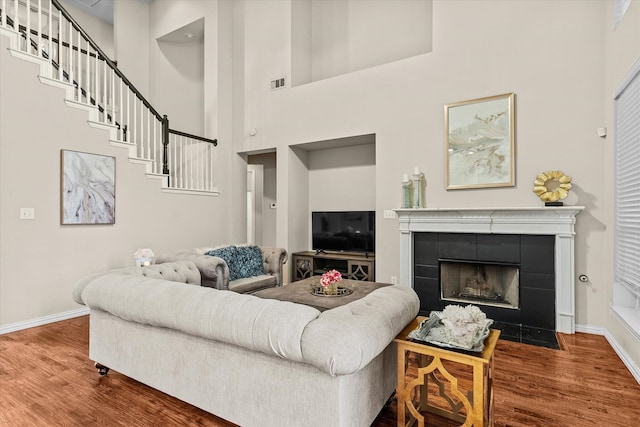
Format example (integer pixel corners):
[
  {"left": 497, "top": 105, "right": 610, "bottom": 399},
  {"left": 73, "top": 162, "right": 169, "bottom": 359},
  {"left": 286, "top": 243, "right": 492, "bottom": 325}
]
[
  {"left": 260, "top": 247, "right": 288, "bottom": 286},
  {"left": 156, "top": 250, "right": 229, "bottom": 289},
  {"left": 189, "top": 255, "right": 229, "bottom": 289}
]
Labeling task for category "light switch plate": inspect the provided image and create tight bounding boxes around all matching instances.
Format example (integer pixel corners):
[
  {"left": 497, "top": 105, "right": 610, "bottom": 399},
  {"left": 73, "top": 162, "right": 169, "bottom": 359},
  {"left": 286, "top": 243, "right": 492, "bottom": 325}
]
[{"left": 20, "top": 208, "right": 35, "bottom": 220}]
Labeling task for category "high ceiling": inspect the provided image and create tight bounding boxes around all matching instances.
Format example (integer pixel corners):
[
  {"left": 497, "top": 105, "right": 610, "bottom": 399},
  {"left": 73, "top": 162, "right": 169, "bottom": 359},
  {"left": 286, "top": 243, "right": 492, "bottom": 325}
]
[
  {"left": 60, "top": 0, "right": 114, "bottom": 24},
  {"left": 60, "top": 0, "right": 154, "bottom": 25}
]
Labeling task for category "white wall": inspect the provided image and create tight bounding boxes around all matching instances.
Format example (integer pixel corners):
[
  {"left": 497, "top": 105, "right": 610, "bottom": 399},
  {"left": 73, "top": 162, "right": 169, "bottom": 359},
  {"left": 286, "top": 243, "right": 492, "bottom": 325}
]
[
  {"left": 114, "top": 0, "right": 149, "bottom": 94},
  {"left": 310, "top": 0, "right": 432, "bottom": 83},
  {"left": 60, "top": 0, "right": 115, "bottom": 59},
  {"left": 0, "top": 35, "right": 228, "bottom": 327},
  {"left": 155, "top": 36, "right": 205, "bottom": 134},
  {"left": 308, "top": 144, "right": 376, "bottom": 211}
]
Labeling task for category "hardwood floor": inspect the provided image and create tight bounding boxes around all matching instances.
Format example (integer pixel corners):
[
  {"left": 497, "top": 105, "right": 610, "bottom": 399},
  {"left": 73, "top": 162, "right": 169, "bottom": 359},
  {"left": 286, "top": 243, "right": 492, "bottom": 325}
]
[{"left": 1, "top": 316, "right": 639, "bottom": 426}]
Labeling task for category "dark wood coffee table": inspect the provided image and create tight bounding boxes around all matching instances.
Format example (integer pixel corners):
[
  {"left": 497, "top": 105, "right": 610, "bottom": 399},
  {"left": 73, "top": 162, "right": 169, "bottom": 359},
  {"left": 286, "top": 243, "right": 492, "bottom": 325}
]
[{"left": 253, "top": 277, "right": 390, "bottom": 311}]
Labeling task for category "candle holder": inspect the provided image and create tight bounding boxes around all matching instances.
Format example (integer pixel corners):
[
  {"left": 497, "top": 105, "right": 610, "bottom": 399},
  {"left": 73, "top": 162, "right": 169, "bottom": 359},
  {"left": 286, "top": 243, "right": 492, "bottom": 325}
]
[
  {"left": 412, "top": 172, "right": 424, "bottom": 208},
  {"left": 401, "top": 177, "right": 412, "bottom": 208}
]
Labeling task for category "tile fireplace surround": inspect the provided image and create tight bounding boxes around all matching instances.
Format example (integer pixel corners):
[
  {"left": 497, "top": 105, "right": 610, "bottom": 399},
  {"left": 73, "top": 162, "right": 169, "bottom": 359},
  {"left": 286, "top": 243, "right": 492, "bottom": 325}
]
[{"left": 396, "top": 207, "right": 584, "bottom": 334}]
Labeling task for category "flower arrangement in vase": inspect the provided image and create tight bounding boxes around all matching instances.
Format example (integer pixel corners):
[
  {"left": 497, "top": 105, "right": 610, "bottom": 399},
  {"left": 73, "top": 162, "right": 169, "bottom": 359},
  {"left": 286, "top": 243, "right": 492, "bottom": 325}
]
[
  {"left": 134, "top": 248, "right": 155, "bottom": 267},
  {"left": 320, "top": 269, "right": 342, "bottom": 295}
]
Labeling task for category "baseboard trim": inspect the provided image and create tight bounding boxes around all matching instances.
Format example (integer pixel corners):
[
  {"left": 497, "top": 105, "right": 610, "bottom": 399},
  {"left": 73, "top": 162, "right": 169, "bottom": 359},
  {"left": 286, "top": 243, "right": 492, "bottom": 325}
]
[
  {"left": 575, "top": 323, "right": 606, "bottom": 335},
  {"left": 576, "top": 322, "right": 640, "bottom": 384},
  {"left": 0, "top": 307, "right": 89, "bottom": 335}
]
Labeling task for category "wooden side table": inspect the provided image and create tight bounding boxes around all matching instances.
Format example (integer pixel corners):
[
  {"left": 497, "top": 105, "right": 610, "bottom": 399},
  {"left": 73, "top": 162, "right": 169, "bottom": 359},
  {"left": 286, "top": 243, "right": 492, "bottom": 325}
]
[{"left": 394, "top": 317, "right": 500, "bottom": 427}]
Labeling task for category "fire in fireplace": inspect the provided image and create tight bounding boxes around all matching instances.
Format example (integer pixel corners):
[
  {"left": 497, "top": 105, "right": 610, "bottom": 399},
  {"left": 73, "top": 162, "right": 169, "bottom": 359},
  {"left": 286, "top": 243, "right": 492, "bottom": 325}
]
[{"left": 440, "top": 260, "right": 520, "bottom": 310}]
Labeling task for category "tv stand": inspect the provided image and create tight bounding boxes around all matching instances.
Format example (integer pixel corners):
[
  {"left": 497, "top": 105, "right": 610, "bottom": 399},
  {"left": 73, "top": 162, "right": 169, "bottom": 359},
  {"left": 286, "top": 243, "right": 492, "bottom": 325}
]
[{"left": 292, "top": 251, "right": 375, "bottom": 282}]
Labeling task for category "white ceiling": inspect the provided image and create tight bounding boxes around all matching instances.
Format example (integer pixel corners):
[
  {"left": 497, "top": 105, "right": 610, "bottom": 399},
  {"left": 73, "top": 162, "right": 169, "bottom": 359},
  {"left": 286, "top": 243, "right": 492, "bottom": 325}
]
[
  {"left": 60, "top": 0, "right": 153, "bottom": 25},
  {"left": 60, "top": 0, "right": 114, "bottom": 24}
]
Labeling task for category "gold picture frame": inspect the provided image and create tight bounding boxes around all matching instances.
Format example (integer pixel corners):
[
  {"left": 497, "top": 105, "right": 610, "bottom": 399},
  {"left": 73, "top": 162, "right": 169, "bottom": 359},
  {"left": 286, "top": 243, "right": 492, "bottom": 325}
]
[
  {"left": 445, "top": 93, "right": 515, "bottom": 190},
  {"left": 60, "top": 149, "right": 116, "bottom": 225}
]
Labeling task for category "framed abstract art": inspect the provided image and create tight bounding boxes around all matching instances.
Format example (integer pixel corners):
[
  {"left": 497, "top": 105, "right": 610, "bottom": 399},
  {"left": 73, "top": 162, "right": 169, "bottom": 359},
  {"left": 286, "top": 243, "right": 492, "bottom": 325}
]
[{"left": 60, "top": 149, "right": 116, "bottom": 224}]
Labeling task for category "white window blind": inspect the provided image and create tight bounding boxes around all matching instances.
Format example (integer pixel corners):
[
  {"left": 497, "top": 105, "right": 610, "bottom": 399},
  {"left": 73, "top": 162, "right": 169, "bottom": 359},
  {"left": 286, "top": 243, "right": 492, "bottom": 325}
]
[{"left": 614, "top": 59, "right": 640, "bottom": 311}]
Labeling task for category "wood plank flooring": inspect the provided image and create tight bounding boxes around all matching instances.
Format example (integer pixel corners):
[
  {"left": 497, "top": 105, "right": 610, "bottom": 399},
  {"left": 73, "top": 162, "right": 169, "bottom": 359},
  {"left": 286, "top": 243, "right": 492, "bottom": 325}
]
[{"left": 1, "top": 315, "right": 639, "bottom": 426}]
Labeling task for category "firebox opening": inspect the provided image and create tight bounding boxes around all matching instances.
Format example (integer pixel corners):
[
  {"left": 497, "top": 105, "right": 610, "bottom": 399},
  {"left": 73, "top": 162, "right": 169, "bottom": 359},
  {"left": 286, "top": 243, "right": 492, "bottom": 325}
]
[{"left": 439, "top": 259, "right": 520, "bottom": 310}]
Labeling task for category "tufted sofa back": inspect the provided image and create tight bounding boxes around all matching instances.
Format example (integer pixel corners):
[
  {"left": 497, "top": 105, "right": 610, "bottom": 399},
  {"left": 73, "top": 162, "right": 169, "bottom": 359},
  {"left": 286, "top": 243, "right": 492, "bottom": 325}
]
[
  {"left": 72, "top": 261, "right": 201, "bottom": 305},
  {"left": 120, "top": 261, "right": 201, "bottom": 284}
]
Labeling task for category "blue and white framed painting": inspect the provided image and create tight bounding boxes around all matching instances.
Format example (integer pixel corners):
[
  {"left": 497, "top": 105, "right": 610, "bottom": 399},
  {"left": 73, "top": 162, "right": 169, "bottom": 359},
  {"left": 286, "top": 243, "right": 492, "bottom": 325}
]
[{"left": 60, "top": 149, "right": 116, "bottom": 224}]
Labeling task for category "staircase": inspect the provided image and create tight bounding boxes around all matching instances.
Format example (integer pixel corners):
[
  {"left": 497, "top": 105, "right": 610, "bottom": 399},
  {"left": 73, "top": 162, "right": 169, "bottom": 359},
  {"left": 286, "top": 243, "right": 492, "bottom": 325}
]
[{"left": 0, "top": 0, "right": 218, "bottom": 195}]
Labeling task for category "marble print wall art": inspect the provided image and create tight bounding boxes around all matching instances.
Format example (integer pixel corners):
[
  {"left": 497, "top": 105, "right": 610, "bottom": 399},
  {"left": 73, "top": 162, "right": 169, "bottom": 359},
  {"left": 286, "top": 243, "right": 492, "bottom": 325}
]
[
  {"left": 61, "top": 150, "right": 116, "bottom": 224},
  {"left": 445, "top": 93, "right": 515, "bottom": 190}
]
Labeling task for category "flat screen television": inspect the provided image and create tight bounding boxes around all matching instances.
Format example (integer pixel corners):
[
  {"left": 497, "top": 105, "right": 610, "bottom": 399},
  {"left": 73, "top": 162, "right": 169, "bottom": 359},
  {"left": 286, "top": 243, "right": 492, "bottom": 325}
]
[{"left": 312, "top": 211, "right": 375, "bottom": 254}]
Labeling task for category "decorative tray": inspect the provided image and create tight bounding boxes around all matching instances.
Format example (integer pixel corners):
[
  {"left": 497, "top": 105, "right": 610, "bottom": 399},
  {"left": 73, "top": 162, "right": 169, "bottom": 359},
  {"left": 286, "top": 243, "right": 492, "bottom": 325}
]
[
  {"left": 309, "top": 285, "right": 354, "bottom": 297},
  {"left": 407, "top": 312, "right": 493, "bottom": 353}
]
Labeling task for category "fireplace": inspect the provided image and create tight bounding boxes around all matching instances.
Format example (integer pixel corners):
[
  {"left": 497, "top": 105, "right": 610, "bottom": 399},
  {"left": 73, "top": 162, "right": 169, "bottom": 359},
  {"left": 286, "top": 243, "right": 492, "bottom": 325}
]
[
  {"left": 396, "top": 207, "right": 583, "bottom": 347},
  {"left": 440, "top": 260, "right": 519, "bottom": 309}
]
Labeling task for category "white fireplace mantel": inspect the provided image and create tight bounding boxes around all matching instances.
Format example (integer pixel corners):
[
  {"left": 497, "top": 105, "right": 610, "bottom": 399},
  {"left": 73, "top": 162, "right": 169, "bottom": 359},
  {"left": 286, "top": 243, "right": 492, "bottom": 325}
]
[{"left": 395, "top": 206, "right": 584, "bottom": 334}]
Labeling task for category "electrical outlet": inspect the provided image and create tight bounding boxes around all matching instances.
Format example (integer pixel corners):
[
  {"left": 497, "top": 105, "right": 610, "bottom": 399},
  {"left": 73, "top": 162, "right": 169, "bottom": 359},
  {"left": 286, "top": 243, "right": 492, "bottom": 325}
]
[
  {"left": 270, "top": 76, "right": 286, "bottom": 90},
  {"left": 383, "top": 210, "right": 397, "bottom": 219},
  {"left": 19, "top": 208, "right": 35, "bottom": 220},
  {"left": 391, "top": 276, "right": 398, "bottom": 284}
]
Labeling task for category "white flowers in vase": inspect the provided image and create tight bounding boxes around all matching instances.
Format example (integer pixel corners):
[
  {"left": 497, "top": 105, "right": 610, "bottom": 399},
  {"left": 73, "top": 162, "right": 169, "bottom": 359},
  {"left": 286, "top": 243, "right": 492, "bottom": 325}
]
[{"left": 134, "top": 248, "right": 155, "bottom": 267}]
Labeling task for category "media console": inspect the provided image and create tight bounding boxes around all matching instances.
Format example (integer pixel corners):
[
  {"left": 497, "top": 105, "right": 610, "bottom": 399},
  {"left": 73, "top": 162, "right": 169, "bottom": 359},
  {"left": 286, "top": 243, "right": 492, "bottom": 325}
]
[{"left": 291, "top": 251, "right": 375, "bottom": 282}]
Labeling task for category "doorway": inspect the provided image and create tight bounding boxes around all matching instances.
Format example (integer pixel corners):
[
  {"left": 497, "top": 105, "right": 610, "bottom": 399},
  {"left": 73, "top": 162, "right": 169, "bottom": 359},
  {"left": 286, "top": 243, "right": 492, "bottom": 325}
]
[{"left": 247, "top": 152, "right": 277, "bottom": 246}]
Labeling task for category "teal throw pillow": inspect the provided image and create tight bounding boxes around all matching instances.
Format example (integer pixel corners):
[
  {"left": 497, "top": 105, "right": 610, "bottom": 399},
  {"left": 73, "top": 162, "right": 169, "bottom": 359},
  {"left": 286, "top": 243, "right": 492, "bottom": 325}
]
[{"left": 234, "top": 245, "right": 264, "bottom": 280}]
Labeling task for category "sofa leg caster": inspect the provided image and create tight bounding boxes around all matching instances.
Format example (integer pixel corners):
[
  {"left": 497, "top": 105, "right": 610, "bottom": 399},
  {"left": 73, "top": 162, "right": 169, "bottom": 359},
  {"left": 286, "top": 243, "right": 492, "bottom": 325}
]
[{"left": 94, "top": 362, "right": 110, "bottom": 376}]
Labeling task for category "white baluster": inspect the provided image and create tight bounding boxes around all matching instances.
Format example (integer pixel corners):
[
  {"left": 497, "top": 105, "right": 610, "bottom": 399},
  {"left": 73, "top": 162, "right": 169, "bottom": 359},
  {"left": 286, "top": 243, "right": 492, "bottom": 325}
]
[
  {"left": 57, "top": 8, "right": 62, "bottom": 81},
  {"left": 48, "top": 0, "right": 52, "bottom": 68},
  {"left": 146, "top": 108, "right": 150, "bottom": 159},
  {"left": 76, "top": 30, "right": 82, "bottom": 102},
  {"left": 209, "top": 144, "right": 213, "bottom": 191},
  {"left": 26, "top": 0, "right": 30, "bottom": 53},
  {"left": 110, "top": 66, "right": 114, "bottom": 124},
  {"left": 102, "top": 57, "right": 106, "bottom": 123},
  {"left": 86, "top": 39, "right": 90, "bottom": 104},
  {"left": 67, "top": 21, "right": 72, "bottom": 84},
  {"left": 37, "top": 0, "right": 42, "bottom": 57},
  {"left": 198, "top": 141, "right": 206, "bottom": 190},
  {"left": 153, "top": 117, "right": 158, "bottom": 173},
  {"left": 13, "top": 0, "right": 18, "bottom": 37},
  {"left": 95, "top": 48, "right": 100, "bottom": 110},
  {"left": 119, "top": 74, "right": 123, "bottom": 140},
  {"left": 139, "top": 98, "right": 144, "bottom": 157},
  {"left": 173, "top": 136, "right": 178, "bottom": 188},
  {"left": 126, "top": 85, "right": 130, "bottom": 142},
  {"left": 179, "top": 137, "right": 183, "bottom": 187}
]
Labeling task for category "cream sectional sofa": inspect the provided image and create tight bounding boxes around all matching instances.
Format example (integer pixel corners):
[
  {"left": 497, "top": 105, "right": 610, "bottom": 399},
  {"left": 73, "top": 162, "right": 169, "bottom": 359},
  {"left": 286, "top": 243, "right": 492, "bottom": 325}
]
[
  {"left": 72, "top": 261, "right": 420, "bottom": 427},
  {"left": 155, "top": 245, "right": 287, "bottom": 293}
]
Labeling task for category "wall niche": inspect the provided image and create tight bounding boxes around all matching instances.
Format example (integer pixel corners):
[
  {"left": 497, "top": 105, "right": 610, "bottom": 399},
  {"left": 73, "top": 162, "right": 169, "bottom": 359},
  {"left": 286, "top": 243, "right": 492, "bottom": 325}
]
[{"left": 291, "top": 0, "right": 433, "bottom": 86}]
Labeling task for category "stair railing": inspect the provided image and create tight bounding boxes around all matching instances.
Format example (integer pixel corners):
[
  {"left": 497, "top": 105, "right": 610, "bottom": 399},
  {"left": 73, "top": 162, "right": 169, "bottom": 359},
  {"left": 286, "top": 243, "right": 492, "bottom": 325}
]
[{"left": 0, "top": 0, "right": 217, "bottom": 192}]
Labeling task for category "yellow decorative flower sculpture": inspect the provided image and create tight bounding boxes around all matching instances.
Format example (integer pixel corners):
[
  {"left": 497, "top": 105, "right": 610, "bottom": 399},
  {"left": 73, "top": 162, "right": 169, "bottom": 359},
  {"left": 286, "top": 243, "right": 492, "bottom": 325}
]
[{"left": 533, "top": 171, "right": 572, "bottom": 203}]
